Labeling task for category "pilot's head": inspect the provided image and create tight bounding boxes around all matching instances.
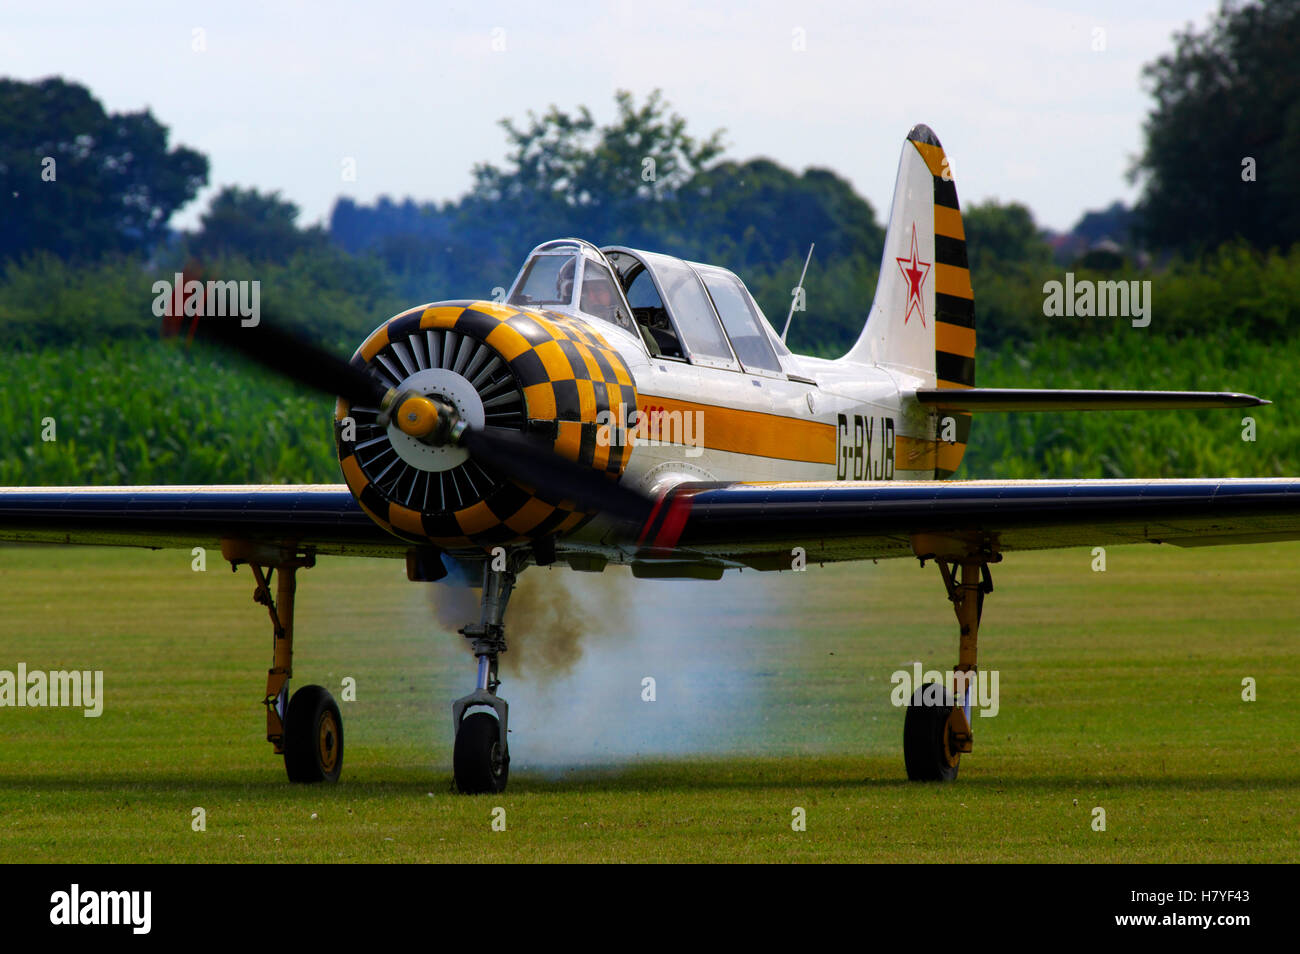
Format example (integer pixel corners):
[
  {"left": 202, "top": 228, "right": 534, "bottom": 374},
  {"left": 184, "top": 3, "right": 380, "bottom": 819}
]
[{"left": 583, "top": 277, "right": 613, "bottom": 308}]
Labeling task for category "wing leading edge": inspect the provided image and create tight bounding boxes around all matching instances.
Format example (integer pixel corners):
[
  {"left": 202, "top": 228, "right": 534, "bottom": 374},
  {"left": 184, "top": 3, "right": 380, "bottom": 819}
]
[{"left": 633, "top": 478, "right": 1300, "bottom": 567}]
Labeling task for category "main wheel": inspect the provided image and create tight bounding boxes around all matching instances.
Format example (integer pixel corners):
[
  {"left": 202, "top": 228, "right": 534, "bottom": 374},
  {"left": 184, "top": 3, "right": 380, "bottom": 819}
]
[
  {"left": 453, "top": 711, "right": 509, "bottom": 794},
  {"left": 284, "top": 685, "right": 344, "bottom": 783},
  {"left": 903, "top": 684, "right": 960, "bottom": 781}
]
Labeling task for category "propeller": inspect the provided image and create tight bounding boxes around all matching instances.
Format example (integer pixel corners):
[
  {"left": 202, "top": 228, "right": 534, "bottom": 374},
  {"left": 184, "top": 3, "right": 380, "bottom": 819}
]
[{"left": 193, "top": 313, "right": 654, "bottom": 523}]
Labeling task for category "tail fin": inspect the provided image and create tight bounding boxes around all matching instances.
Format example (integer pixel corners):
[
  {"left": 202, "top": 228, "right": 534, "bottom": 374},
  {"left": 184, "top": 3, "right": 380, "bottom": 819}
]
[{"left": 844, "top": 124, "right": 974, "bottom": 477}]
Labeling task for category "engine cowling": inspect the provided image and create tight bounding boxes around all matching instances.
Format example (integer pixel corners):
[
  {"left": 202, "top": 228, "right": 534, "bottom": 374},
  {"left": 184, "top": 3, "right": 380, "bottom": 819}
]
[{"left": 334, "top": 300, "right": 638, "bottom": 550}]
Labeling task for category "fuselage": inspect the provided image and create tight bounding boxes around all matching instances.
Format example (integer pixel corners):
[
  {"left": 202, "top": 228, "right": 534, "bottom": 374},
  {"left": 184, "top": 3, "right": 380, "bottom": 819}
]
[
  {"left": 584, "top": 312, "right": 929, "bottom": 493},
  {"left": 332, "top": 237, "right": 950, "bottom": 563}
]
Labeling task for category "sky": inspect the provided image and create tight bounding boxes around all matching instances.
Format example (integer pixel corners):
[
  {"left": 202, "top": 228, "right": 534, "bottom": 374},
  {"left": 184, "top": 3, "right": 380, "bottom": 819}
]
[{"left": 2, "top": 0, "right": 1221, "bottom": 234}]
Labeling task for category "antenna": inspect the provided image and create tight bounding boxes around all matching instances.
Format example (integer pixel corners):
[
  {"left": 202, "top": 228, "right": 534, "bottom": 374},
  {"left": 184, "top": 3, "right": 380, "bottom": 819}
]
[{"left": 780, "top": 243, "right": 815, "bottom": 343}]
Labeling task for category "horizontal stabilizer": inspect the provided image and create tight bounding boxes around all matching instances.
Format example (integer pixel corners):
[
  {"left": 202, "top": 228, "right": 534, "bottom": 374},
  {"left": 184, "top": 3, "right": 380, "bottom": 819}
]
[{"left": 912, "top": 388, "right": 1269, "bottom": 412}]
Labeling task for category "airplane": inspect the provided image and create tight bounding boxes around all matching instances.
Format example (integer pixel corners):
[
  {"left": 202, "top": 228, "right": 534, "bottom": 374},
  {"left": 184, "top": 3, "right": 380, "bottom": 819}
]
[{"left": 3, "top": 123, "right": 1297, "bottom": 794}]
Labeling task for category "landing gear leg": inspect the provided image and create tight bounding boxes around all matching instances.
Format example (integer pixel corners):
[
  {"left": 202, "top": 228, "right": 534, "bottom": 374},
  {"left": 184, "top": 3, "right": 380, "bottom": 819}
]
[
  {"left": 450, "top": 554, "right": 523, "bottom": 794},
  {"left": 905, "top": 534, "right": 1000, "bottom": 782},
  {"left": 222, "top": 540, "right": 342, "bottom": 783}
]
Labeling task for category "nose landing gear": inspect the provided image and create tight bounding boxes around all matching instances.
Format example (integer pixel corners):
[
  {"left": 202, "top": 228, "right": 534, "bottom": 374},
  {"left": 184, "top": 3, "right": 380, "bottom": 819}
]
[{"left": 449, "top": 554, "right": 522, "bottom": 794}]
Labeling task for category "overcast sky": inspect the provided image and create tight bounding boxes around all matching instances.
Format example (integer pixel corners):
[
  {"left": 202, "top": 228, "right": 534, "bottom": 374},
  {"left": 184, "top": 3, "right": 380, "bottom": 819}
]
[{"left": 2, "top": 0, "right": 1219, "bottom": 235}]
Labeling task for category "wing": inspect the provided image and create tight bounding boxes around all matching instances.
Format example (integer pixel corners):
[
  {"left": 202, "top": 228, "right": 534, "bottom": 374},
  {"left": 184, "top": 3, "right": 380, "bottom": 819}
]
[
  {"left": 632, "top": 478, "right": 1300, "bottom": 568},
  {"left": 11, "top": 479, "right": 1300, "bottom": 571},
  {"left": 0, "top": 485, "right": 406, "bottom": 558}
]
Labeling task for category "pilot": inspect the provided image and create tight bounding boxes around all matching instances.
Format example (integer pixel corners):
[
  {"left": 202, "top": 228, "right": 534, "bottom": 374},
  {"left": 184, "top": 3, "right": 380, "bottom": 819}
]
[
  {"left": 582, "top": 274, "right": 616, "bottom": 319},
  {"left": 581, "top": 271, "right": 635, "bottom": 333}
]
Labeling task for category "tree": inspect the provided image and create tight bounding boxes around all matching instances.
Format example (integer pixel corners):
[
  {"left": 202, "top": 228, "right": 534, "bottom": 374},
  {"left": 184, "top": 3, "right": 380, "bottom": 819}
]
[
  {"left": 0, "top": 76, "right": 208, "bottom": 263},
  {"left": 1071, "top": 201, "right": 1136, "bottom": 247},
  {"left": 962, "top": 200, "right": 1053, "bottom": 271},
  {"left": 1131, "top": 0, "right": 1300, "bottom": 252},
  {"left": 958, "top": 201, "right": 1057, "bottom": 349},
  {"left": 330, "top": 196, "right": 453, "bottom": 255},
  {"left": 190, "top": 186, "right": 327, "bottom": 263},
  {"left": 675, "top": 160, "right": 883, "bottom": 268},
  {"left": 460, "top": 89, "right": 725, "bottom": 258},
  {"left": 327, "top": 90, "right": 887, "bottom": 325}
]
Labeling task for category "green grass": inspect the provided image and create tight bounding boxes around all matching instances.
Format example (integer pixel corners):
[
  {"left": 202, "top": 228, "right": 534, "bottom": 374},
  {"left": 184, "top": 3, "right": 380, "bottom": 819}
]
[
  {"left": 0, "top": 541, "right": 1295, "bottom": 863},
  {"left": 0, "top": 341, "right": 339, "bottom": 485},
  {"left": 966, "top": 328, "right": 1298, "bottom": 479}
]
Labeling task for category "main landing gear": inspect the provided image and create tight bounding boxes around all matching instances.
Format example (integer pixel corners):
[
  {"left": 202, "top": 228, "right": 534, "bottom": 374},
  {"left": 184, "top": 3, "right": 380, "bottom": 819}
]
[
  {"left": 221, "top": 537, "right": 521, "bottom": 792},
  {"left": 222, "top": 540, "right": 342, "bottom": 784},
  {"left": 449, "top": 553, "right": 525, "bottom": 794},
  {"left": 905, "top": 534, "right": 1000, "bottom": 782}
]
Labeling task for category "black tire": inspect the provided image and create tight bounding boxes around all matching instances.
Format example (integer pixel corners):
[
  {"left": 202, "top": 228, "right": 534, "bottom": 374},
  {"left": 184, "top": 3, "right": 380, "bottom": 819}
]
[
  {"left": 453, "top": 711, "right": 509, "bottom": 794},
  {"left": 903, "top": 684, "right": 960, "bottom": 782},
  {"left": 284, "top": 685, "right": 343, "bottom": 783}
]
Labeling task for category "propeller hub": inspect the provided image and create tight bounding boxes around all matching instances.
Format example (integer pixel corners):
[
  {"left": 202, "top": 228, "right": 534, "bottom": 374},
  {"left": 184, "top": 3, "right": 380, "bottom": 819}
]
[
  {"left": 394, "top": 394, "right": 446, "bottom": 440},
  {"left": 382, "top": 368, "right": 485, "bottom": 473}
]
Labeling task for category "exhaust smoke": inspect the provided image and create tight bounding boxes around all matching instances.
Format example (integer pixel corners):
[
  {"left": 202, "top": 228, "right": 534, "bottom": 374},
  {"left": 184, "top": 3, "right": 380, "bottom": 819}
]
[{"left": 426, "top": 564, "right": 785, "bottom": 770}]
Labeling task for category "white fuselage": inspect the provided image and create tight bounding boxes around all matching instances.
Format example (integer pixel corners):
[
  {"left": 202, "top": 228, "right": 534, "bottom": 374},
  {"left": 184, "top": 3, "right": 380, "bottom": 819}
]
[{"left": 552, "top": 313, "right": 939, "bottom": 551}]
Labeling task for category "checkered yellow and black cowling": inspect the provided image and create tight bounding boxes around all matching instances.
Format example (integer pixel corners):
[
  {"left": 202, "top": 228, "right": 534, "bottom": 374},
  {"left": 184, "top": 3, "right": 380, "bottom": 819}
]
[{"left": 334, "top": 300, "right": 639, "bottom": 551}]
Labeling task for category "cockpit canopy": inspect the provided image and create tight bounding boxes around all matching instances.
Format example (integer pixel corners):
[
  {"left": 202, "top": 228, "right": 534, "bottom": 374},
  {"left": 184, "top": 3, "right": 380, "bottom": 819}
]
[
  {"left": 505, "top": 238, "right": 792, "bottom": 375},
  {"left": 506, "top": 239, "right": 636, "bottom": 334}
]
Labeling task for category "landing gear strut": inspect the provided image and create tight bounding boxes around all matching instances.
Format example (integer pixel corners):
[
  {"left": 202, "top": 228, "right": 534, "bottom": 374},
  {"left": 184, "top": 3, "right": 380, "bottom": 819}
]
[
  {"left": 905, "top": 534, "right": 1000, "bottom": 782},
  {"left": 450, "top": 553, "right": 524, "bottom": 794},
  {"left": 222, "top": 539, "right": 342, "bottom": 783}
]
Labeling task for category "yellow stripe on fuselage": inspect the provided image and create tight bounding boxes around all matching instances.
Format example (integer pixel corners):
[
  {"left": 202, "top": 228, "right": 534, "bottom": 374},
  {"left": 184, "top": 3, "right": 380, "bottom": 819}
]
[
  {"left": 895, "top": 434, "right": 937, "bottom": 470},
  {"left": 893, "top": 436, "right": 968, "bottom": 473},
  {"left": 636, "top": 395, "right": 835, "bottom": 464}
]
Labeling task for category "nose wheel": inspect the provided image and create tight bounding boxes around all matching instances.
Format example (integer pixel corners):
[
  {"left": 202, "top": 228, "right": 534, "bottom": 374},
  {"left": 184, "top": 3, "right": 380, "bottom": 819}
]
[
  {"left": 453, "top": 711, "right": 510, "bottom": 793},
  {"left": 449, "top": 553, "right": 521, "bottom": 794}
]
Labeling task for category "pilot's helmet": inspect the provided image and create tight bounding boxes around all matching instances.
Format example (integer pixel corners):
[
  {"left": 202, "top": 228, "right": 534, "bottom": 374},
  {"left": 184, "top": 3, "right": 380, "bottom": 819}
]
[{"left": 557, "top": 256, "right": 577, "bottom": 302}]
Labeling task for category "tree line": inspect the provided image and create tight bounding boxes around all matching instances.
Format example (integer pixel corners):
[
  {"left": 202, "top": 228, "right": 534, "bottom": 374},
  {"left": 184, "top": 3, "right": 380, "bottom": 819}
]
[{"left": 1, "top": 0, "right": 1296, "bottom": 360}]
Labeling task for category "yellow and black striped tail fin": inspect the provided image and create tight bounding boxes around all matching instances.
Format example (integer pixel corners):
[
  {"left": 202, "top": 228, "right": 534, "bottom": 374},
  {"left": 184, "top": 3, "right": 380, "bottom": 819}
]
[
  {"left": 908, "top": 124, "right": 974, "bottom": 477},
  {"left": 844, "top": 124, "right": 974, "bottom": 477}
]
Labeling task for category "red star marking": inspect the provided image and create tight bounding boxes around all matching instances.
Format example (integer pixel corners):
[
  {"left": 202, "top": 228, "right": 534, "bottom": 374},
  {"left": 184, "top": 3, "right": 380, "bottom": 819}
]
[{"left": 895, "top": 222, "right": 932, "bottom": 328}]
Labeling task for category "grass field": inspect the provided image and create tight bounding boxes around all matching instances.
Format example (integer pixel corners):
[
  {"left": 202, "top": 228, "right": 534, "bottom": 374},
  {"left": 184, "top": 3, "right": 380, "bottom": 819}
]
[{"left": 0, "top": 541, "right": 1295, "bottom": 863}]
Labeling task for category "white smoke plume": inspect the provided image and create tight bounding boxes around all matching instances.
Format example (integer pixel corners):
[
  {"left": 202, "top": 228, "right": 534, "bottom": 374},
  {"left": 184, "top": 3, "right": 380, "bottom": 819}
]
[{"left": 425, "top": 563, "right": 783, "bottom": 770}]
